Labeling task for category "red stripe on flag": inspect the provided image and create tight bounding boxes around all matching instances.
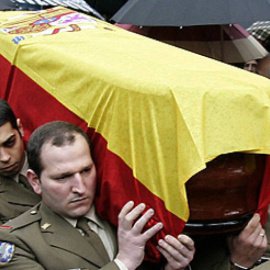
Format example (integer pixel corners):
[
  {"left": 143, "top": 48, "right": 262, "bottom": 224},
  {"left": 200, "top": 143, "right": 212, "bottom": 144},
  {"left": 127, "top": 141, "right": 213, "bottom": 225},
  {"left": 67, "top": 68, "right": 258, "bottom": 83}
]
[
  {"left": 1, "top": 57, "right": 186, "bottom": 263},
  {"left": 90, "top": 130, "right": 186, "bottom": 261},
  {"left": 256, "top": 156, "right": 270, "bottom": 226}
]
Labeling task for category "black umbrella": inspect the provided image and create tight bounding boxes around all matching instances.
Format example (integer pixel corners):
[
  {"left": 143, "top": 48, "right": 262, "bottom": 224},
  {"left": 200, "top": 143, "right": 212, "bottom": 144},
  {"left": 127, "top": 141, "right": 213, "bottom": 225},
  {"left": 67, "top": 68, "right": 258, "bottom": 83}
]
[
  {"left": 85, "top": 0, "right": 127, "bottom": 19},
  {"left": 111, "top": 0, "right": 270, "bottom": 28},
  {"left": 11, "top": 0, "right": 105, "bottom": 20},
  {"left": 0, "top": 0, "right": 17, "bottom": 10}
]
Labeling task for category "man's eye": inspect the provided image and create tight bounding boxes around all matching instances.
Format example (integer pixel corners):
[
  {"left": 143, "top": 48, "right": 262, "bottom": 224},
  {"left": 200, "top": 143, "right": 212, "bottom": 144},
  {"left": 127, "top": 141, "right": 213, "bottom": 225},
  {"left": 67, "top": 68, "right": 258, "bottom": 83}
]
[
  {"left": 81, "top": 168, "right": 91, "bottom": 174},
  {"left": 4, "top": 139, "right": 15, "bottom": 147},
  {"left": 55, "top": 175, "right": 71, "bottom": 181}
]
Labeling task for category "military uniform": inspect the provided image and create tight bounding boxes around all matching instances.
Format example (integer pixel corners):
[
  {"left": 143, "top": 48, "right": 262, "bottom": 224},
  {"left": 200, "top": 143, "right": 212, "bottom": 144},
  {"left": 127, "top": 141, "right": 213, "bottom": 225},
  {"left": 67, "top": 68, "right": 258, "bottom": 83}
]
[
  {"left": 0, "top": 175, "right": 41, "bottom": 224},
  {"left": 0, "top": 202, "right": 160, "bottom": 270}
]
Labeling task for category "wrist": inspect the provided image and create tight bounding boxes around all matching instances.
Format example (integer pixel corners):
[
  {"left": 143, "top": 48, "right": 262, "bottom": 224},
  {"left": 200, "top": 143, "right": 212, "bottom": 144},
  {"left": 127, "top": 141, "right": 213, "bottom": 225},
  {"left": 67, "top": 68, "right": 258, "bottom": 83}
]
[
  {"left": 114, "top": 258, "right": 129, "bottom": 270},
  {"left": 115, "top": 254, "right": 136, "bottom": 270},
  {"left": 230, "top": 260, "right": 251, "bottom": 270},
  {"left": 230, "top": 257, "right": 270, "bottom": 269}
]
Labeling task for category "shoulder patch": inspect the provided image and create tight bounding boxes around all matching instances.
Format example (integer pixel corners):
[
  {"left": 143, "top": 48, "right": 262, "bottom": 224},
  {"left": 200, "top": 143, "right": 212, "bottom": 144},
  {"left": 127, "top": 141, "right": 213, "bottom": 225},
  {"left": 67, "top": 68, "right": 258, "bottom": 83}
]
[{"left": 0, "top": 242, "right": 15, "bottom": 265}]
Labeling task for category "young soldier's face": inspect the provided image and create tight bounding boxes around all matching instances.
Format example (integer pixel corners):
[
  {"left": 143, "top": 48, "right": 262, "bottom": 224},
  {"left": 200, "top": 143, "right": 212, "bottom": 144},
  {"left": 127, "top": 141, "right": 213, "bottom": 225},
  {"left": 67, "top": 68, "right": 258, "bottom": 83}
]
[{"left": 0, "top": 122, "right": 25, "bottom": 177}]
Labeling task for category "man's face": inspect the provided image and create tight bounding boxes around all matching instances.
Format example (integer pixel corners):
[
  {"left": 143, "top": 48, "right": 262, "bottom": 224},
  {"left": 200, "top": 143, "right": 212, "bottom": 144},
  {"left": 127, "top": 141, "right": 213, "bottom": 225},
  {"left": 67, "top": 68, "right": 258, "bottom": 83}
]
[
  {"left": 0, "top": 122, "right": 25, "bottom": 177},
  {"left": 244, "top": 60, "right": 258, "bottom": 73},
  {"left": 34, "top": 134, "right": 96, "bottom": 219}
]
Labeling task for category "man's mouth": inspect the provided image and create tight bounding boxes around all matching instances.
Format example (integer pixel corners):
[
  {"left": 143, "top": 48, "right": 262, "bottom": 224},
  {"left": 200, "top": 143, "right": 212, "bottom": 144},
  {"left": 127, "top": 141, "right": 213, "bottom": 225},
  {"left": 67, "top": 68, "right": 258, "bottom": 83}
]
[
  {"left": 70, "top": 197, "right": 89, "bottom": 204},
  {"left": 1, "top": 163, "right": 17, "bottom": 172}
]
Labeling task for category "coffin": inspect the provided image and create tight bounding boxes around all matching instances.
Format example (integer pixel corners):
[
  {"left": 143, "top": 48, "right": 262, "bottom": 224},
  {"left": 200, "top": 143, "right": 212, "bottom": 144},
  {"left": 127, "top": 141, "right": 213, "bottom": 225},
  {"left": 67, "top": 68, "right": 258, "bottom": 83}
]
[{"left": 185, "top": 153, "right": 267, "bottom": 234}]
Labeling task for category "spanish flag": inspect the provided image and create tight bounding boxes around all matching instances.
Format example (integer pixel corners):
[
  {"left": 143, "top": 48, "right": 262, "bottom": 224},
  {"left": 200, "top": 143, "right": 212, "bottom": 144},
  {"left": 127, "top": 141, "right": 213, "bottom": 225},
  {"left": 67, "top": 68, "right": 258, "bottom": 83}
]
[{"left": 1, "top": 7, "right": 270, "bottom": 262}]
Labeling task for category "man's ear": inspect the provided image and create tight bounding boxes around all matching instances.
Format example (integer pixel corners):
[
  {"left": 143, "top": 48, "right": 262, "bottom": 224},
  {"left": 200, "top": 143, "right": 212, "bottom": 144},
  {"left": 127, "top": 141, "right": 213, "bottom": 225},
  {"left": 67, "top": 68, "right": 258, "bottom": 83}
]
[
  {"left": 16, "top": 118, "right": 24, "bottom": 137},
  {"left": 26, "top": 169, "right": 42, "bottom": 195}
]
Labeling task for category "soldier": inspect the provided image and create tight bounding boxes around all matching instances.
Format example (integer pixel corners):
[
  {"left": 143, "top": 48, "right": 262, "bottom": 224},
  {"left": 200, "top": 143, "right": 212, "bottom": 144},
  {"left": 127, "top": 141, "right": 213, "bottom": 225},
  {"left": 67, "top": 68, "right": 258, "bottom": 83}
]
[
  {"left": 0, "top": 121, "right": 194, "bottom": 269},
  {"left": 0, "top": 99, "right": 40, "bottom": 224}
]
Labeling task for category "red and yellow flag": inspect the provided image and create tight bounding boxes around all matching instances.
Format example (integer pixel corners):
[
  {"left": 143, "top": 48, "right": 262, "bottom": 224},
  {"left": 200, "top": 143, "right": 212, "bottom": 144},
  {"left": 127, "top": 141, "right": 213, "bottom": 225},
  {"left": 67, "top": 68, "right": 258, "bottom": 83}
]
[{"left": 1, "top": 7, "right": 270, "bottom": 262}]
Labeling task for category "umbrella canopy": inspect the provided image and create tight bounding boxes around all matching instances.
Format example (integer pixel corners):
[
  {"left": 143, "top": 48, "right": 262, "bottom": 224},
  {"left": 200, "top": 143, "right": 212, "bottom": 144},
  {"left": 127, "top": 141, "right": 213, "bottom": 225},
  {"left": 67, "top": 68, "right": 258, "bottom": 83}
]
[
  {"left": 111, "top": 0, "right": 270, "bottom": 28},
  {"left": 247, "top": 21, "right": 270, "bottom": 42},
  {"left": 116, "top": 24, "right": 268, "bottom": 63},
  {"left": 0, "top": 0, "right": 17, "bottom": 10},
  {"left": 11, "top": 0, "right": 105, "bottom": 19},
  {"left": 86, "top": 0, "right": 128, "bottom": 18}
]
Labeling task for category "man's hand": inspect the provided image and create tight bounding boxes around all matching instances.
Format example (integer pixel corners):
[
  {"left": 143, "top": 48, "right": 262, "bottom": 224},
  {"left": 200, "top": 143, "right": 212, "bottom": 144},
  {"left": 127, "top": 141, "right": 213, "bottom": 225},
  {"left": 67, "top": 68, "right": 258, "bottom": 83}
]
[
  {"left": 116, "top": 201, "right": 163, "bottom": 270},
  {"left": 227, "top": 213, "right": 268, "bottom": 268},
  {"left": 157, "top": 234, "right": 195, "bottom": 270}
]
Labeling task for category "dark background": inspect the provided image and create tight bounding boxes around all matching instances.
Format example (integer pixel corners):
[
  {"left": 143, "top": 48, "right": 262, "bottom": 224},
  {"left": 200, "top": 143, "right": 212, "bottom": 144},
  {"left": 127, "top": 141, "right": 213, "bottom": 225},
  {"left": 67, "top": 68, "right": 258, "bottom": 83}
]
[{"left": 85, "top": 0, "right": 128, "bottom": 20}]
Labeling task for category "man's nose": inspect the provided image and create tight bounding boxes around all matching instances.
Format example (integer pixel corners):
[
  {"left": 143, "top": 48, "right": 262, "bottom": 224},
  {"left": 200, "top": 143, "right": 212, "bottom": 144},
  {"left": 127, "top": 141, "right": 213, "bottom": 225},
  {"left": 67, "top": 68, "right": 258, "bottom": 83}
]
[
  {"left": 71, "top": 173, "right": 86, "bottom": 194},
  {"left": 0, "top": 148, "right": 10, "bottom": 163}
]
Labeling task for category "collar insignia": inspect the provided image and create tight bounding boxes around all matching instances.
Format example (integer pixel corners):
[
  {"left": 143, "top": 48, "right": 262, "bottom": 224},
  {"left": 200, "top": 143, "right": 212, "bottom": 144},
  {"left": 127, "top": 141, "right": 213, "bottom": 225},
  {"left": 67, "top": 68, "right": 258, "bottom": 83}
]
[{"left": 41, "top": 223, "right": 51, "bottom": 230}]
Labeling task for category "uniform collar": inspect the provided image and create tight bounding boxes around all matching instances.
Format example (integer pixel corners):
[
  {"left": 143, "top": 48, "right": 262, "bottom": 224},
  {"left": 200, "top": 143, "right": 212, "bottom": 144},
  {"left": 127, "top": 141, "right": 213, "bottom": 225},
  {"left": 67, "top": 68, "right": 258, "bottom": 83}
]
[
  {"left": 13, "top": 152, "right": 28, "bottom": 183},
  {"left": 64, "top": 204, "right": 104, "bottom": 229}
]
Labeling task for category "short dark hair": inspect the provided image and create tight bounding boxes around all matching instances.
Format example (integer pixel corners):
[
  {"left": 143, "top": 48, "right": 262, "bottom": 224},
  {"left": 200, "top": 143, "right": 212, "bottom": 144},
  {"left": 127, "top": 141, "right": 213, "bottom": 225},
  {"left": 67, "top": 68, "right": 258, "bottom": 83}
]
[
  {"left": 0, "top": 99, "right": 18, "bottom": 130},
  {"left": 27, "top": 121, "right": 91, "bottom": 177}
]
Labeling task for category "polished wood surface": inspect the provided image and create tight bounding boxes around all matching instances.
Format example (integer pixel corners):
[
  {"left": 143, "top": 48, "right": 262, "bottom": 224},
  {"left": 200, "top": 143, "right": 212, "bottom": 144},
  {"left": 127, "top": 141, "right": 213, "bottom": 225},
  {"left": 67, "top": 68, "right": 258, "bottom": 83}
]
[{"left": 185, "top": 153, "right": 266, "bottom": 234}]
